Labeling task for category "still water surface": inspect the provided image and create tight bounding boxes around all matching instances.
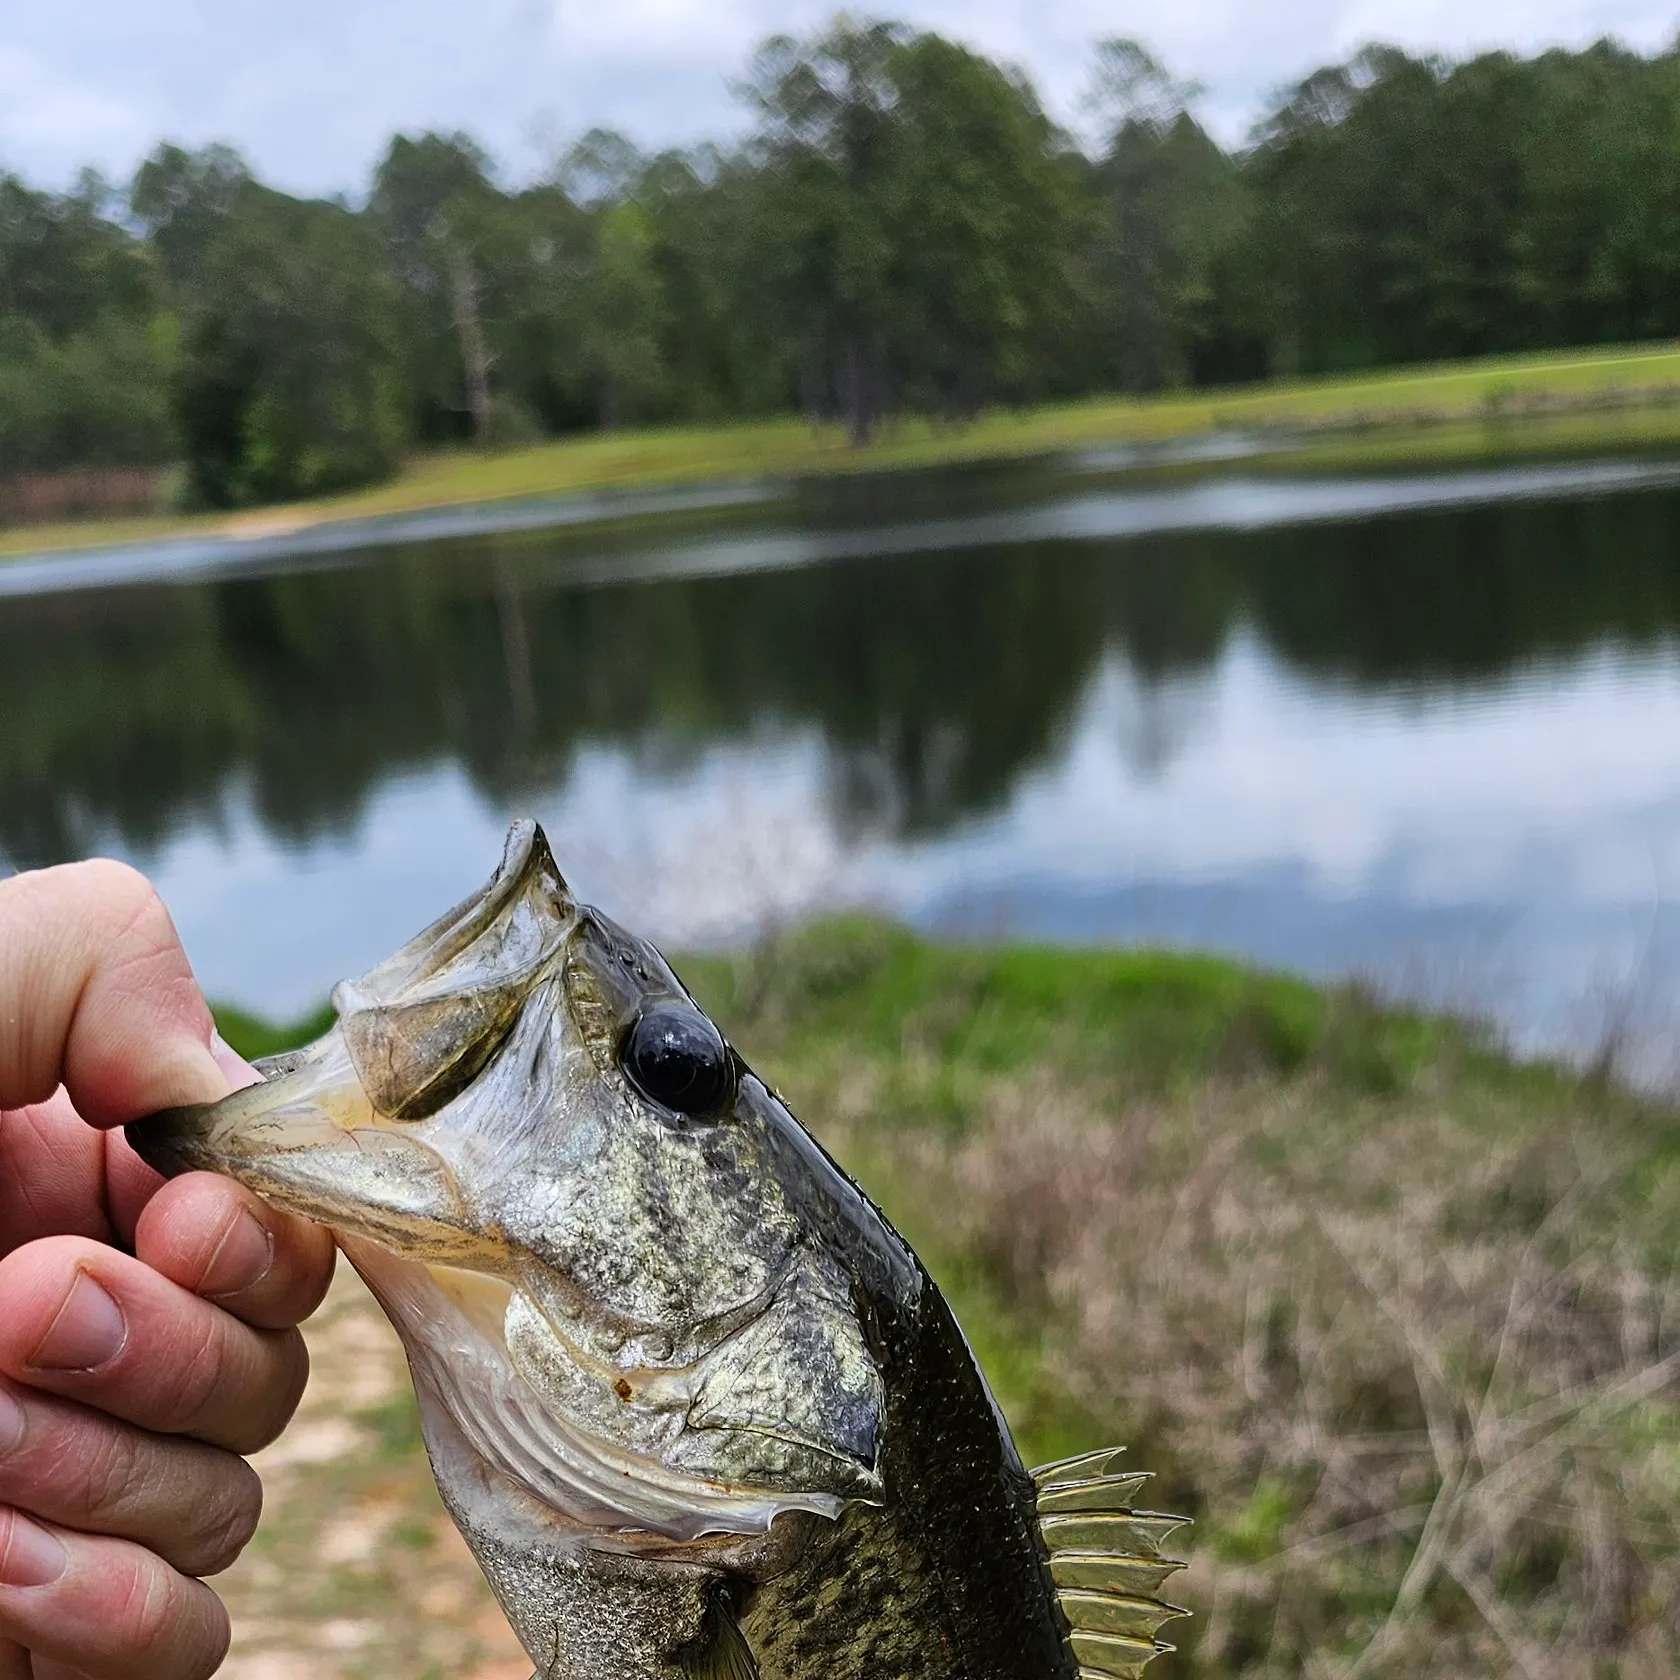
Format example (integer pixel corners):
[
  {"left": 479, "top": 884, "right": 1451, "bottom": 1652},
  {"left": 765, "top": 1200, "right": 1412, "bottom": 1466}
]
[{"left": 6, "top": 455, "right": 1680, "bottom": 1071}]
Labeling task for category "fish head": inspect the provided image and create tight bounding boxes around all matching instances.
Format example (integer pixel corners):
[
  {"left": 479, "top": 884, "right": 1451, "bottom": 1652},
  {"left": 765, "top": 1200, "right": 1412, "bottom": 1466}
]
[{"left": 130, "top": 820, "right": 917, "bottom": 1545}]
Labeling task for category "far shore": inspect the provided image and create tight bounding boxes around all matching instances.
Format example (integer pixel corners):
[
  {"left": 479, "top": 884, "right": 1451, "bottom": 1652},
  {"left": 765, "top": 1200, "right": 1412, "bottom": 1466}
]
[{"left": 9, "top": 338, "right": 1680, "bottom": 564}]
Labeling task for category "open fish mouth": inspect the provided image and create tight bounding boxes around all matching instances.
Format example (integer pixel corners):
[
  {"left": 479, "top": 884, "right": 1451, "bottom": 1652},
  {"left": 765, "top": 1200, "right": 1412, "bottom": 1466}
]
[
  {"left": 130, "top": 820, "right": 886, "bottom": 1544},
  {"left": 129, "top": 819, "right": 571, "bottom": 1263}
]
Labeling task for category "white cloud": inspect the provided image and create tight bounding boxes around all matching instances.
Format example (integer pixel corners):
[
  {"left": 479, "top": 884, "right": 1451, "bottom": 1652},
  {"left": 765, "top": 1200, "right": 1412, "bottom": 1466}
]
[{"left": 0, "top": 44, "right": 148, "bottom": 168}]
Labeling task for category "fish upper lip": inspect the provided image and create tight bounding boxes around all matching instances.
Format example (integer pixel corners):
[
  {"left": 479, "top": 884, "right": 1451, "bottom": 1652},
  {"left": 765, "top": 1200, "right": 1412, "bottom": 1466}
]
[{"left": 126, "top": 1036, "right": 499, "bottom": 1265}]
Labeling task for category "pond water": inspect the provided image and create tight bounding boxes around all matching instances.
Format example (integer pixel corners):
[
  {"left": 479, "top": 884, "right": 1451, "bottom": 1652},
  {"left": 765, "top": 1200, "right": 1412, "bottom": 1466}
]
[{"left": 6, "top": 451, "right": 1680, "bottom": 1075}]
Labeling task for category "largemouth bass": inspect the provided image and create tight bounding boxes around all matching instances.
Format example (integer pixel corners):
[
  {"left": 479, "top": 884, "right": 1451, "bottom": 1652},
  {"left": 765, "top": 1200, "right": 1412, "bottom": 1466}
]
[{"left": 130, "top": 821, "right": 1187, "bottom": 1679}]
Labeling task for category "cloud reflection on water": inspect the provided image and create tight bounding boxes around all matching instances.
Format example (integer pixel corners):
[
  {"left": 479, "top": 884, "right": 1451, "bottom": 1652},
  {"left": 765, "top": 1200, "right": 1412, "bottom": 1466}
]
[{"left": 119, "top": 625, "right": 1680, "bottom": 1078}]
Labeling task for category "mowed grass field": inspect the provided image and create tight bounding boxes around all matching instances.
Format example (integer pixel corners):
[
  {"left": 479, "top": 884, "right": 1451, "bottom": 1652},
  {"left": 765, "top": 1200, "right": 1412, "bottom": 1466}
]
[
  {"left": 10, "top": 338, "right": 1680, "bottom": 562},
  {"left": 211, "top": 924, "right": 1680, "bottom": 1680}
]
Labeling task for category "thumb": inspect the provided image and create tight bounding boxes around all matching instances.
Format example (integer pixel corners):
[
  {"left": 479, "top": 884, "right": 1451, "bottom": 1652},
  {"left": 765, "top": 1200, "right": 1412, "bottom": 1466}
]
[{"left": 0, "top": 860, "right": 231, "bottom": 1126}]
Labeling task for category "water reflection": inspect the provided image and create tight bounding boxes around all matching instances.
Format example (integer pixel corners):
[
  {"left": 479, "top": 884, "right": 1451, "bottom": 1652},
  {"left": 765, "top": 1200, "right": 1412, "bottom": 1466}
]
[{"left": 4, "top": 463, "right": 1680, "bottom": 1068}]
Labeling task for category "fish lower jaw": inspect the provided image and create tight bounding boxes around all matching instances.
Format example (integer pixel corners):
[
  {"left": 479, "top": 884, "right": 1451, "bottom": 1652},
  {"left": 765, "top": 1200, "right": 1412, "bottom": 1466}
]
[{"left": 413, "top": 1366, "right": 833, "bottom": 1581}]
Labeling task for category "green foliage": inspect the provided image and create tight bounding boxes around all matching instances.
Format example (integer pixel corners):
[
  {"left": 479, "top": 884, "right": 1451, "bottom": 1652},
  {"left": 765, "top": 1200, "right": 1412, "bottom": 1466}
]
[
  {"left": 679, "top": 919, "right": 1477, "bottom": 1105},
  {"left": 742, "top": 19, "right": 1083, "bottom": 437},
  {"left": 1080, "top": 42, "right": 1253, "bottom": 390},
  {"left": 0, "top": 169, "right": 177, "bottom": 473},
  {"left": 1217, "top": 1476, "right": 1298, "bottom": 1564},
  {"left": 213, "top": 1000, "right": 338, "bottom": 1062},
  {"left": 368, "top": 131, "right": 504, "bottom": 444},
  {"left": 886, "top": 34, "right": 1083, "bottom": 408},
  {"left": 174, "top": 187, "right": 407, "bottom": 506},
  {"left": 584, "top": 202, "right": 670, "bottom": 425},
  {"left": 1247, "top": 41, "right": 1680, "bottom": 372},
  {"left": 131, "top": 143, "right": 251, "bottom": 296},
  {"left": 0, "top": 169, "right": 155, "bottom": 342},
  {"left": 0, "top": 313, "right": 176, "bottom": 472}
]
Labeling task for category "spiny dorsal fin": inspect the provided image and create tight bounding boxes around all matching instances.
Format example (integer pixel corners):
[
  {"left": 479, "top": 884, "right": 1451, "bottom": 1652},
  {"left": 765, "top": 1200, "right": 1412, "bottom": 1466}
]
[
  {"left": 1038, "top": 1472, "right": 1152, "bottom": 1513},
  {"left": 1033, "top": 1446, "right": 1189, "bottom": 1680},
  {"left": 680, "top": 1590, "right": 759, "bottom": 1680},
  {"left": 1034, "top": 1445, "right": 1132, "bottom": 1487}
]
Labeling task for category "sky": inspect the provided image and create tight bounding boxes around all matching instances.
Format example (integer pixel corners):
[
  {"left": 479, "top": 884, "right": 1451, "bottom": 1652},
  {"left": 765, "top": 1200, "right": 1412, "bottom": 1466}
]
[{"left": 1, "top": 0, "right": 1676, "bottom": 197}]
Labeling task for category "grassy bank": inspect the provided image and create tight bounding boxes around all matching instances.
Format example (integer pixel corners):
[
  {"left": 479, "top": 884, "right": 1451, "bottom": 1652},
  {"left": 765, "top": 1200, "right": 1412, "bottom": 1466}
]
[
  {"left": 211, "top": 925, "right": 1680, "bottom": 1680},
  {"left": 11, "top": 339, "right": 1680, "bottom": 563}
]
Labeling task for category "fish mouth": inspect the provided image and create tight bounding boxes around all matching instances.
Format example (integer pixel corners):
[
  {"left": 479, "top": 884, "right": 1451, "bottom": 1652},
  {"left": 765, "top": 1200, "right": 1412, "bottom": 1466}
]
[
  {"left": 126, "top": 1028, "right": 497, "bottom": 1263},
  {"left": 128, "top": 819, "right": 881, "bottom": 1542},
  {"left": 128, "top": 817, "right": 570, "bottom": 1256}
]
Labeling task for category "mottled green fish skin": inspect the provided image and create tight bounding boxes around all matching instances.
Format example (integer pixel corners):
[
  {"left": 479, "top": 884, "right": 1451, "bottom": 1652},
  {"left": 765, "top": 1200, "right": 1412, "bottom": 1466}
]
[{"left": 740, "top": 1272, "right": 1074, "bottom": 1679}]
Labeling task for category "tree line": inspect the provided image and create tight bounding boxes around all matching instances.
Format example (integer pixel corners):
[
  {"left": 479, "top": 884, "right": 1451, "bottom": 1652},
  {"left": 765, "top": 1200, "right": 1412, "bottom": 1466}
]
[{"left": 4, "top": 21, "right": 1680, "bottom": 505}]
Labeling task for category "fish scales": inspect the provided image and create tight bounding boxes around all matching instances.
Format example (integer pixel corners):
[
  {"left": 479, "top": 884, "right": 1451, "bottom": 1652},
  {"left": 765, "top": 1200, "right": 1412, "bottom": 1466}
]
[
  {"left": 744, "top": 1283, "right": 1068, "bottom": 1677},
  {"left": 129, "top": 821, "right": 1186, "bottom": 1679}
]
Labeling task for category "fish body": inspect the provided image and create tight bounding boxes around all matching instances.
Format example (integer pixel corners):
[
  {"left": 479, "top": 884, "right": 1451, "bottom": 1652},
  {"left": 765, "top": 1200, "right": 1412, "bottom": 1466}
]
[{"left": 130, "top": 822, "right": 1185, "bottom": 1679}]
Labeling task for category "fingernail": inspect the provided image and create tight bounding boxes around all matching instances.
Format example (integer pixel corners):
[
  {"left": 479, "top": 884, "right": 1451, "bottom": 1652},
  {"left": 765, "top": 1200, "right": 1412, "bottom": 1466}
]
[
  {"left": 201, "top": 1209, "right": 273, "bottom": 1298},
  {"left": 210, "top": 1031, "right": 263, "bottom": 1092},
  {"left": 0, "top": 1391, "right": 26, "bottom": 1456},
  {"left": 0, "top": 1510, "right": 66, "bottom": 1587},
  {"left": 27, "top": 1272, "right": 127, "bottom": 1372},
  {"left": 166, "top": 1035, "right": 239, "bottom": 1108}
]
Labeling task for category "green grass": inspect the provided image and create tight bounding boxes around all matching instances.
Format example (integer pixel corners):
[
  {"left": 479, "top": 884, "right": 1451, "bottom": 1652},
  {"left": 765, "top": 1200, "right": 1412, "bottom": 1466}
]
[
  {"left": 12, "top": 337, "right": 1680, "bottom": 562},
  {"left": 213, "top": 999, "right": 337, "bottom": 1063},
  {"left": 211, "top": 923, "right": 1680, "bottom": 1677},
  {"left": 671, "top": 918, "right": 1481, "bottom": 1104}
]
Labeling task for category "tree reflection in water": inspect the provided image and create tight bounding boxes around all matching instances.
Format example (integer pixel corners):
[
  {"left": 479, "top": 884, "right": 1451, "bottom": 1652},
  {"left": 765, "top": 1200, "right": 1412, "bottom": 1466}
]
[{"left": 4, "top": 467, "right": 1680, "bottom": 873}]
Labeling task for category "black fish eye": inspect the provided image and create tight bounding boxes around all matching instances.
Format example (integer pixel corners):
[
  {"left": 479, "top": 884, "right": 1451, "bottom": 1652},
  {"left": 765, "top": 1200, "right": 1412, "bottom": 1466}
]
[{"left": 621, "top": 1007, "right": 733, "bottom": 1118}]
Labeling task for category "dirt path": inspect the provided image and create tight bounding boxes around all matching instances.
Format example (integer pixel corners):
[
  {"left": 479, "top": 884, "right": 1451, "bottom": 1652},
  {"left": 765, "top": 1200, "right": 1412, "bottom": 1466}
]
[{"left": 216, "top": 1267, "right": 529, "bottom": 1679}]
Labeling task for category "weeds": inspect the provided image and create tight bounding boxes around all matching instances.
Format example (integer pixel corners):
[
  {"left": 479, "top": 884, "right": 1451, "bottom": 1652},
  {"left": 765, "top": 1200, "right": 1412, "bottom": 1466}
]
[{"left": 865, "top": 1075, "right": 1680, "bottom": 1678}]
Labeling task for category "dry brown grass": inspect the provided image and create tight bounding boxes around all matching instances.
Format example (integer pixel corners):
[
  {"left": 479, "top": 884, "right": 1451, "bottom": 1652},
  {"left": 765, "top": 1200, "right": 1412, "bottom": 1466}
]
[{"left": 872, "top": 1073, "right": 1680, "bottom": 1679}]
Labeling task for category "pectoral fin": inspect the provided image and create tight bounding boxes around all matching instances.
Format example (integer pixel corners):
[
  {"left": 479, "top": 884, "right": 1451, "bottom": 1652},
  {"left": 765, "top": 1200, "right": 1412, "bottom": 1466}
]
[{"left": 679, "top": 1591, "right": 759, "bottom": 1680}]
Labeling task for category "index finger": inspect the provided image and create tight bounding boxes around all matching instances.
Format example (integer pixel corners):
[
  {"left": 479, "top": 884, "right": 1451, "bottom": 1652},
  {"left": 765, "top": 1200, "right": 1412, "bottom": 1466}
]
[{"left": 0, "top": 861, "right": 230, "bottom": 1127}]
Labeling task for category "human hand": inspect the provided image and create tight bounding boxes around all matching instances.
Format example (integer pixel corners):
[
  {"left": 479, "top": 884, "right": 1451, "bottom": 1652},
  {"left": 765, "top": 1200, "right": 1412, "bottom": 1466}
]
[{"left": 0, "top": 860, "right": 336, "bottom": 1679}]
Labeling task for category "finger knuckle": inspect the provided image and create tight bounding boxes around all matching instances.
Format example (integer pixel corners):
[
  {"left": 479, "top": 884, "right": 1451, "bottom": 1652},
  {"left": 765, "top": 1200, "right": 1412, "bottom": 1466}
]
[
  {"left": 80, "top": 1420, "right": 146, "bottom": 1525},
  {"left": 160, "top": 1314, "right": 306, "bottom": 1452},
  {"left": 114, "top": 1555, "right": 230, "bottom": 1680},
  {"left": 156, "top": 1312, "right": 227, "bottom": 1436},
  {"left": 70, "top": 859, "right": 167, "bottom": 941},
  {"left": 238, "top": 1329, "right": 310, "bottom": 1450},
  {"left": 190, "top": 1461, "right": 262, "bottom": 1576},
  {"left": 0, "top": 1243, "right": 46, "bottom": 1303},
  {"left": 115, "top": 1551, "right": 181, "bottom": 1664}
]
